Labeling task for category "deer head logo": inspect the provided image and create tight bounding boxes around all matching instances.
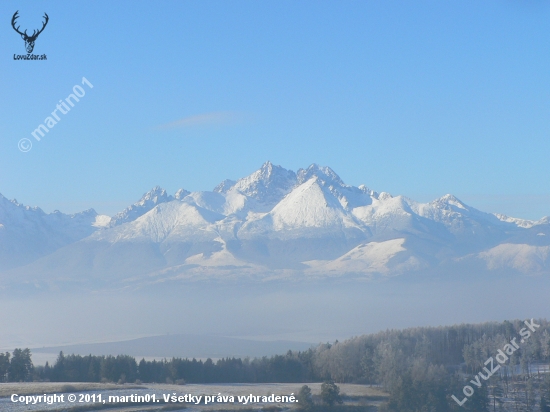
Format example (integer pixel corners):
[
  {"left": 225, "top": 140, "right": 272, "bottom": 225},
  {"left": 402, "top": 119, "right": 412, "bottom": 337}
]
[{"left": 11, "top": 11, "right": 49, "bottom": 54}]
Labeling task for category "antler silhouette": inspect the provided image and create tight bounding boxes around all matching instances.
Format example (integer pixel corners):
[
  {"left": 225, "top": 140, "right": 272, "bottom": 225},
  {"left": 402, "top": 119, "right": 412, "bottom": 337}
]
[
  {"left": 31, "top": 13, "right": 49, "bottom": 39},
  {"left": 11, "top": 11, "right": 49, "bottom": 53},
  {"left": 11, "top": 11, "right": 26, "bottom": 37}
]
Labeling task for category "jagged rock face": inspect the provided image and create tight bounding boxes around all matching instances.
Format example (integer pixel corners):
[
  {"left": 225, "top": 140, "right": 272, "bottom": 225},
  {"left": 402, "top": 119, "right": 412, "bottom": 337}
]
[
  {"left": 110, "top": 186, "right": 175, "bottom": 227},
  {"left": 1, "top": 162, "right": 549, "bottom": 287},
  {"left": 223, "top": 161, "right": 298, "bottom": 205}
]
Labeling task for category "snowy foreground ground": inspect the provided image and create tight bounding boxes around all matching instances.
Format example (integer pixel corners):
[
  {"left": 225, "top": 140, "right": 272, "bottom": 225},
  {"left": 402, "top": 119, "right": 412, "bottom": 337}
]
[{"left": 0, "top": 382, "right": 387, "bottom": 412}]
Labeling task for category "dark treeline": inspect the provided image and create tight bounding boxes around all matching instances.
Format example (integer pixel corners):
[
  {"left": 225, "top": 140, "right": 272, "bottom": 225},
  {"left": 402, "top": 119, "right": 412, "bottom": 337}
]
[
  {"left": 4, "top": 319, "right": 550, "bottom": 411},
  {"left": 0, "top": 348, "right": 33, "bottom": 383},
  {"left": 32, "top": 351, "right": 314, "bottom": 384}
]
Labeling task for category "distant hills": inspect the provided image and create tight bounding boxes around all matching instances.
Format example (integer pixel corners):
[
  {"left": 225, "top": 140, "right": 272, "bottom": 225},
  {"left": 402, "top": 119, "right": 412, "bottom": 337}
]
[
  {"left": 1, "top": 161, "right": 549, "bottom": 289},
  {"left": 31, "top": 334, "right": 313, "bottom": 360}
]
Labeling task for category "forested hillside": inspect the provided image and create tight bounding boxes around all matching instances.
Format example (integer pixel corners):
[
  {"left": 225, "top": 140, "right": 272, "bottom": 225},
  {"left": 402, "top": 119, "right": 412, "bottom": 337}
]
[{"left": 3, "top": 319, "right": 549, "bottom": 411}]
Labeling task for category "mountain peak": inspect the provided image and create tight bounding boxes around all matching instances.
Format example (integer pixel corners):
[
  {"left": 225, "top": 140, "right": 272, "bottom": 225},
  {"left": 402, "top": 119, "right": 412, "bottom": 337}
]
[
  {"left": 174, "top": 188, "right": 190, "bottom": 200},
  {"left": 260, "top": 160, "right": 274, "bottom": 171},
  {"left": 3, "top": 163, "right": 550, "bottom": 283},
  {"left": 358, "top": 184, "right": 377, "bottom": 197},
  {"left": 110, "top": 186, "right": 174, "bottom": 226},
  {"left": 256, "top": 161, "right": 292, "bottom": 180},
  {"left": 435, "top": 194, "right": 467, "bottom": 210},
  {"left": 231, "top": 161, "right": 297, "bottom": 204},
  {"left": 0, "top": 193, "right": 45, "bottom": 215},
  {"left": 297, "top": 164, "right": 345, "bottom": 187},
  {"left": 139, "top": 186, "right": 172, "bottom": 204},
  {"left": 213, "top": 179, "right": 237, "bottom": 194}
]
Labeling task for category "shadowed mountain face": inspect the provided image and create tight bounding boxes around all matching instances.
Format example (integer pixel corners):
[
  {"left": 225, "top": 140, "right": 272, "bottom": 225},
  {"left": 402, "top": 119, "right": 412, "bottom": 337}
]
[
  {"left": 0, "top": 194, "right": 107, "bottom": 272},
  {"left": 1, "top": 161, "right": 549, "bottom": 289}
]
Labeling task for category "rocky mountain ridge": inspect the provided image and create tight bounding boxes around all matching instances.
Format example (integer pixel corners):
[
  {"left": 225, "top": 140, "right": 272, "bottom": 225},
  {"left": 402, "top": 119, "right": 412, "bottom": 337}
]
[{"left": 1, "top": 161, "right": 548, "bottom": 288}]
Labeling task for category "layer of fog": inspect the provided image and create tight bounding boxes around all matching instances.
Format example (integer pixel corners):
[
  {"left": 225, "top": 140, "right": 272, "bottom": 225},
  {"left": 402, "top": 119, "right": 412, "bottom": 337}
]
[{"left": 1, "top": 274, "right": 548, "bottom": 357}]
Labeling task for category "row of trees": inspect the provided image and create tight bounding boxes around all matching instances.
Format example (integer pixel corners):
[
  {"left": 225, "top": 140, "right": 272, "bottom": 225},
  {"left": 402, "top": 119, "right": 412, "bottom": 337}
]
[
  {"left": 310, "top": 319, "right": 550, "bottom": 384},
  {"left": 33, "top": 351, "right": 314, "bottom": 383},
  {"left": 6, "top": 319, "right": 550, "bottom": 411},
  {"left": 0, "top": 348, "right": 33, "bottom": 382}
]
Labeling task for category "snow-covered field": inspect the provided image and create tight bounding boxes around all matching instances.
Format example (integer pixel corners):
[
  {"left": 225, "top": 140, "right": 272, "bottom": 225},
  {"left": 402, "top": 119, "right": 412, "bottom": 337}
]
[{"left": 0, "top": 382, "right": 387, "bottom": 412}]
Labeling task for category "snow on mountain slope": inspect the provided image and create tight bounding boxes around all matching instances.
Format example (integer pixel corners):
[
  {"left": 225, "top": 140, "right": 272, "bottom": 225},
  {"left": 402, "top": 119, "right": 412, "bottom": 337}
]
[
  {"left": 352, "top": 193, "right": 503, "bottom": 236},
  {"left": 304, "top": 238, "right": 423, "bottom": 276},
  {"left": 270, "top": 177, "right": 362, "bottom": 231},
  {"left": 0, "top": 194, "right": 105, "bottom": 270},
  {"left": 352, "top": 194, "right": 417, "bottom": 233},
  {"left": 95, "top": 199, "right": 225, "bottom": 243},
  {"left": 110, "top": 186, "right": 176, "bottom": 227},
  {"left": 174, "top": 188, "right": 191, "bottom": 200},
  {"left": 349, "top": 192, "right": 533, "bottom": 256},
  {"left": 297, "top": 164, "right": 376, "bottom": 210},
  {"left": 215, "top": 161, "right": 297, "bottom": 206},
  {"left": 297, "top": 164, "right": 344, "bottom": 186},
  {"left": 2, "top": 200, "right": 227, "bottom": 284},
  {"left": 413, "top": 194, "right": 506, "bottom": 230},
  {"left": 493, "top": 213, "right": 549, "bottom": 229},
  {"left": 186, "top": 189, "right": 255, "bottom": 217},
  {"left": 478, "top": 243, "right": 550, "bottom": 274},
  {"left": 238, "top": 176, "right": 366, "bottom": 239},
  {"left": 1, "top": 161, "right": 549, "bottom": 285},
  {"left": 213, "top": 179, "right": 237, "bottom": 194},
  {"left": 184, "top": 237, "right": 253, "bottom": 268}
]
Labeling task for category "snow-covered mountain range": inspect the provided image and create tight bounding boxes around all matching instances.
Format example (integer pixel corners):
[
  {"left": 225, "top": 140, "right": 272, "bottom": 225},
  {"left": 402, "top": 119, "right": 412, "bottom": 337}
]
[{"left": 1, "top": 161, "right": 549, "bottom": 288}]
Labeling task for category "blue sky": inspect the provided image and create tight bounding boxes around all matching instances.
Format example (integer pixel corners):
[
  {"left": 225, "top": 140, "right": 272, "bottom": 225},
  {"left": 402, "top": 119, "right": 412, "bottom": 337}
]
[{"left": 1, "top": 0, "right": 549, "bottom": 219}]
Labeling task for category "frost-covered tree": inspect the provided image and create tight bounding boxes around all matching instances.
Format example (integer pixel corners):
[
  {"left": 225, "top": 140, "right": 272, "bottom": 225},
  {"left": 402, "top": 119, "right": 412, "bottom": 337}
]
[
  {"left": 296, "top": 385, "right": 314, "bottom": 410},
  {"left": 320, "top": 380, "right": 342, "bottom": 407}
]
